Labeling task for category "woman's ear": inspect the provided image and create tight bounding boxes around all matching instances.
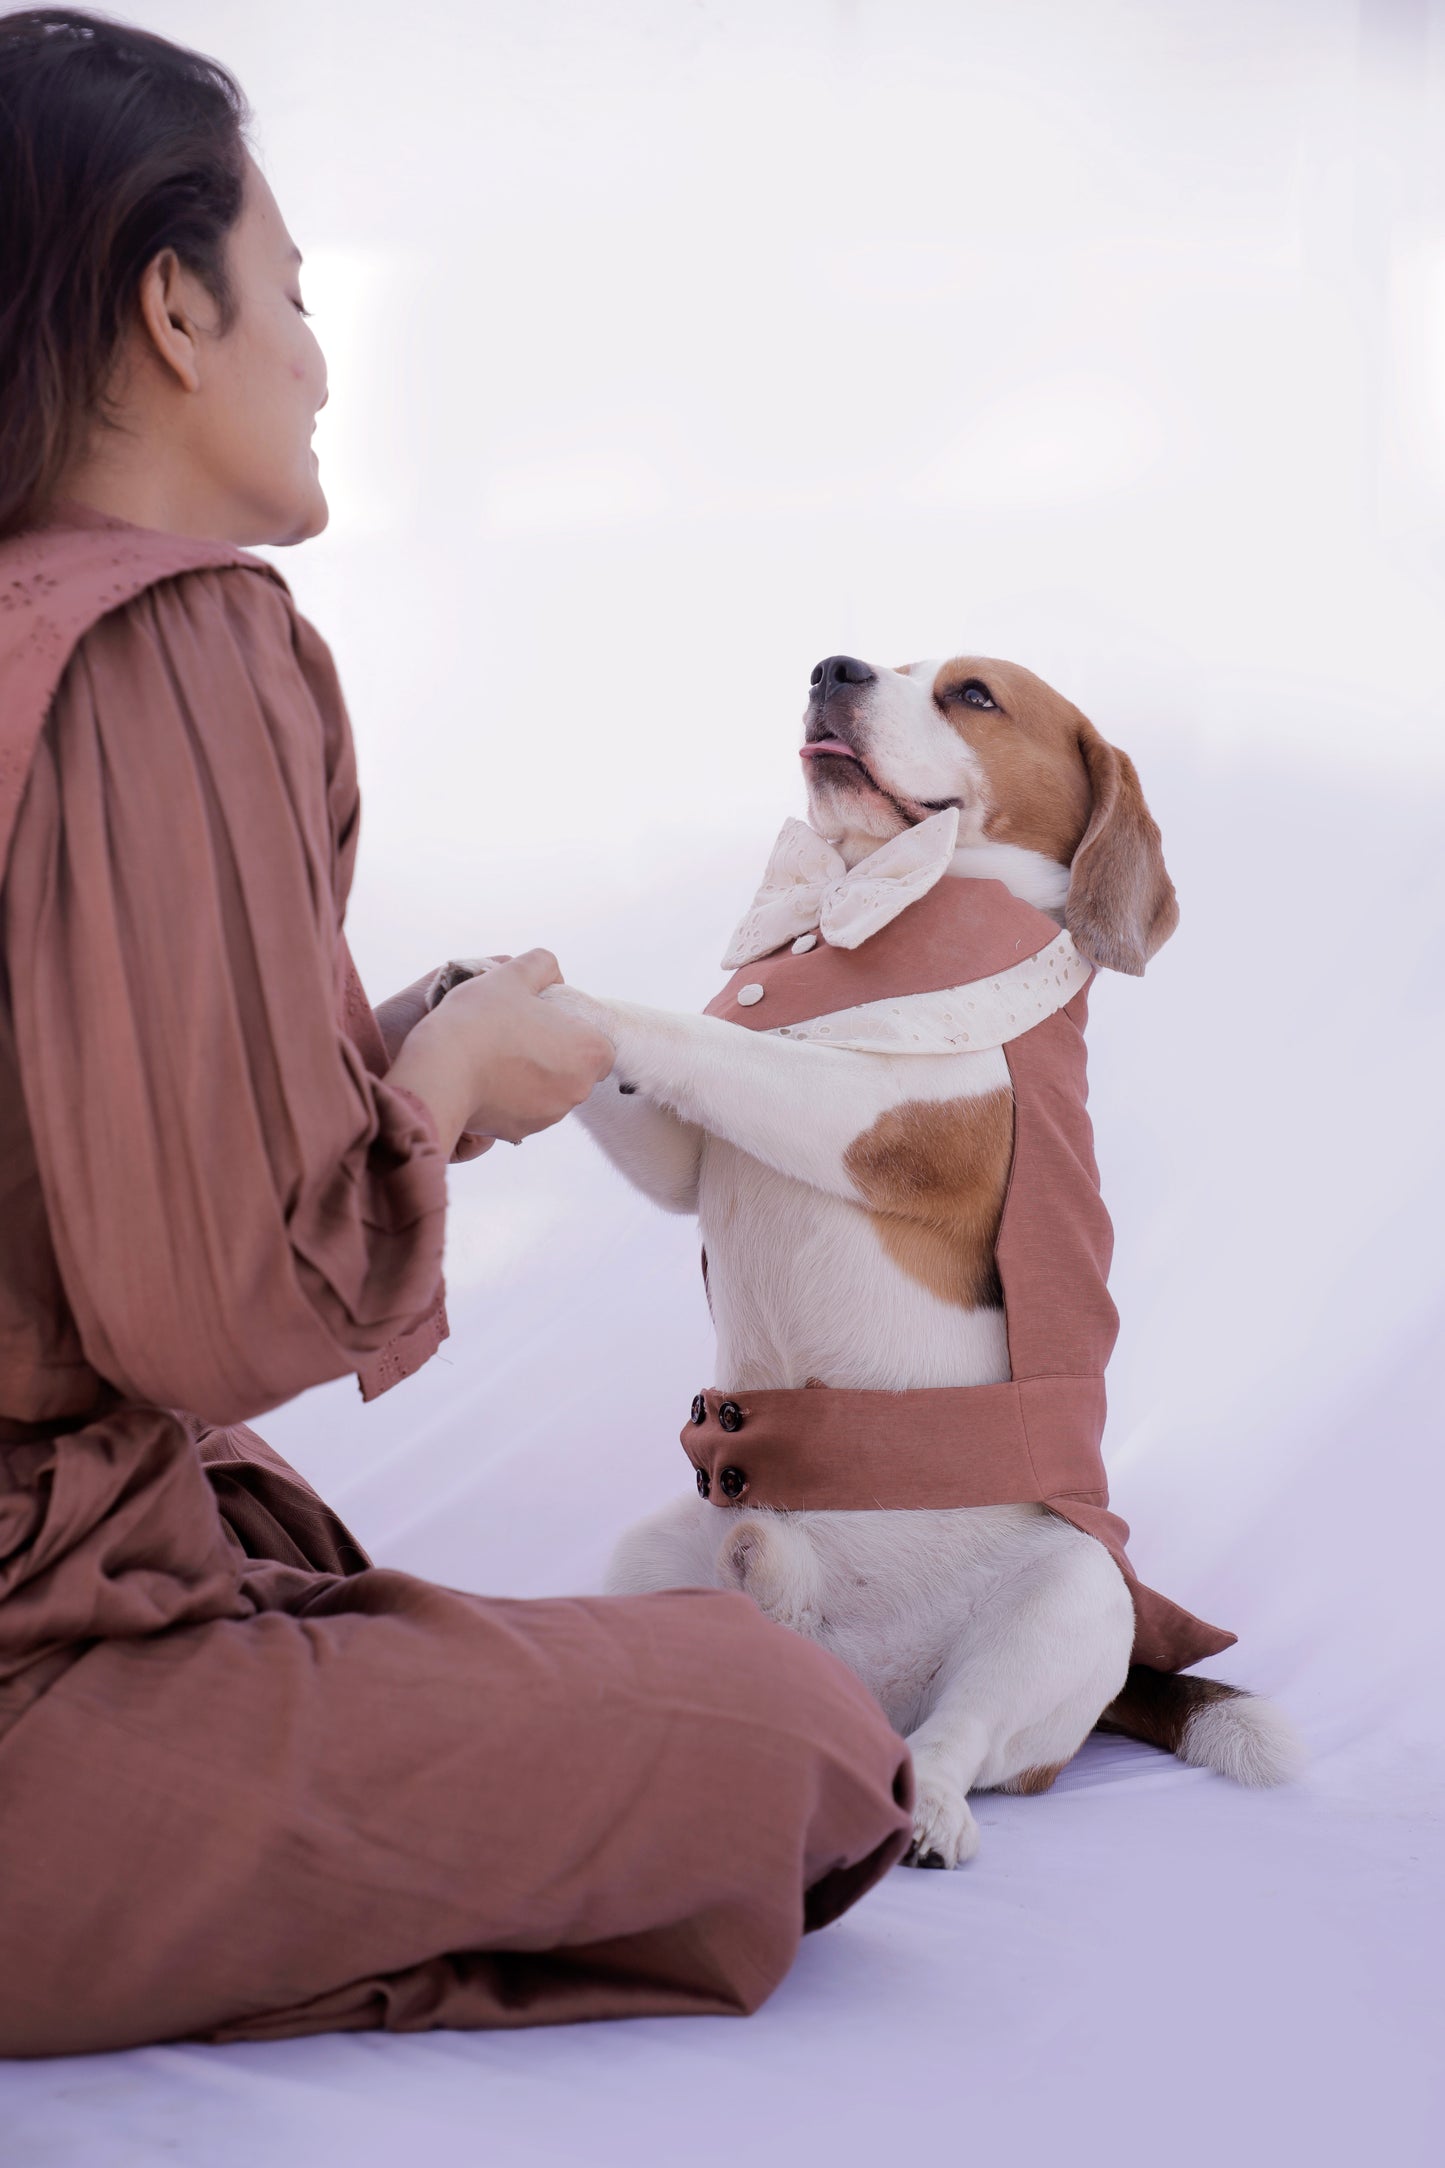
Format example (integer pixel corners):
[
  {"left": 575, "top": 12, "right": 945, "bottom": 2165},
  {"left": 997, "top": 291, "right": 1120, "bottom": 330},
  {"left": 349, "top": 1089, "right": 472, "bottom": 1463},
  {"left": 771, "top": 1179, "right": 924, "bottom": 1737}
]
[
  {"left": 135, "top": 248, "right": 206, "bottom": 394},
  {"left": 1064, "top": 720, "right": 1179, "bottom": 975}
]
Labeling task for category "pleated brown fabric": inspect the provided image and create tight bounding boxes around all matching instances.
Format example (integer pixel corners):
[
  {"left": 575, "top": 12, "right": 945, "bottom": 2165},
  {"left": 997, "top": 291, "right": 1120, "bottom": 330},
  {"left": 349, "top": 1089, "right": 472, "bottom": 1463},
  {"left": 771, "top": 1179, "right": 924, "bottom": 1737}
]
[{"left": 0, "top": 508, "right": 913, "bottom": 2058}]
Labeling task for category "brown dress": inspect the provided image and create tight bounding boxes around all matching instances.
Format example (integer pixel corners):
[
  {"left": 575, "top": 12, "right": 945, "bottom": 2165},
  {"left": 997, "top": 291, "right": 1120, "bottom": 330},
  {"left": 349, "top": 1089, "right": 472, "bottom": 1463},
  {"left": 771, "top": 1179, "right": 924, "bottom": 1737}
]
[{"left": 0, "top": 507, "right": 913, "bottom": 2059}]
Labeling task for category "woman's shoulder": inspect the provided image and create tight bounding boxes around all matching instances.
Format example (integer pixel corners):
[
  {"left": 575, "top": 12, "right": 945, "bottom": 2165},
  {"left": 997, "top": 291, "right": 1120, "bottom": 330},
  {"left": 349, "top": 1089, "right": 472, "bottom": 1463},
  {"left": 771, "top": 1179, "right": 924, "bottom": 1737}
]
[
  {"left": 0, "top": 508, "right": 352, "bottom": 874},
  {"left": 1, "top": 499, "right": 290, "bottom": 599},
  {"left": 0, "top": 506, "right": 295, "bottom": 719}
]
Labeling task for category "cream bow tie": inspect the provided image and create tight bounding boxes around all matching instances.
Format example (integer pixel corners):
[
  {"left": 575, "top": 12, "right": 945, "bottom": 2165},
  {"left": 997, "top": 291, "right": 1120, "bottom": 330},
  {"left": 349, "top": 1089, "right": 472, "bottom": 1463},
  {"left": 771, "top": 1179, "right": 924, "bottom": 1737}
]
[{"left": 721, "top": 806, "right": 961, "bottom": 970}]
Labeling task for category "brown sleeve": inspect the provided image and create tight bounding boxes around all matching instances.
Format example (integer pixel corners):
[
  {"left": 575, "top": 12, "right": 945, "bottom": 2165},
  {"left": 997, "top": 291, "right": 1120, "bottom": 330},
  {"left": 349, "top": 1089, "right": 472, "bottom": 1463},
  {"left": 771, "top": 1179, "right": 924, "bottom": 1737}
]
[
  {"left": 3, "top": 566, "right": 448, "bottom": 1427},
  {"left": 371, "top": 971, "right": 438, "bottom": 1069}
]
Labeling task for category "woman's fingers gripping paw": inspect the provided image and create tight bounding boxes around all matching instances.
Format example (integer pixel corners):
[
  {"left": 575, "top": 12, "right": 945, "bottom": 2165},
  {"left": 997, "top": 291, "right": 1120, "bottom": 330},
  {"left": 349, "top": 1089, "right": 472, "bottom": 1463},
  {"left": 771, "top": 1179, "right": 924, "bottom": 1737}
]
[
  {"left": 505, "top": 947, "right": 564, "bottom": 994},
  {"left": 539, "top": 989, "right": 617, "bottom": 1082},
  {"left": 578, "top": 1024, "right": 617, "bottom": 1091}
]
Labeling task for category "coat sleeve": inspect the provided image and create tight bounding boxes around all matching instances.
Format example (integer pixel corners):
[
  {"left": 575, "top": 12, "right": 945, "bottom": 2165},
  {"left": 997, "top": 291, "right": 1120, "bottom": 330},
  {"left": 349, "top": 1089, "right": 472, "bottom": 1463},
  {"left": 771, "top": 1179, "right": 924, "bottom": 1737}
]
[{"left": 3, "top": 565, "right": 449, "bottom": 1427}]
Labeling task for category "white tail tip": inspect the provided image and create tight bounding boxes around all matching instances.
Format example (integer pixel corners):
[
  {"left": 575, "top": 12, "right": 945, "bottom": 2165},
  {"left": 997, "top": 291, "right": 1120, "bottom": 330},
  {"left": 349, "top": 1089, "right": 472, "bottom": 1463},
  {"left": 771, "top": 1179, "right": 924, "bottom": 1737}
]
[{"left": 1180, "top": 1694, "right": 1307, "bottom": 1787}]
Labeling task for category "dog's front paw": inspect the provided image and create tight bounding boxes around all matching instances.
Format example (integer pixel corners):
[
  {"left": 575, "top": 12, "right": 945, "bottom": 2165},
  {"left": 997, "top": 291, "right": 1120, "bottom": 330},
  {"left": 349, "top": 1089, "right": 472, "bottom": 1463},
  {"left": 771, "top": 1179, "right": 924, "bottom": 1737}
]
[
  {"left": 425, "top": 957, "right": 500, "bottom": 1011},
  {"left": 903, "top": 1751, "right": 982, "bottom": 1869},
  {"left": 717, "top": 1517, "right": 824, "bottom": 1640}
]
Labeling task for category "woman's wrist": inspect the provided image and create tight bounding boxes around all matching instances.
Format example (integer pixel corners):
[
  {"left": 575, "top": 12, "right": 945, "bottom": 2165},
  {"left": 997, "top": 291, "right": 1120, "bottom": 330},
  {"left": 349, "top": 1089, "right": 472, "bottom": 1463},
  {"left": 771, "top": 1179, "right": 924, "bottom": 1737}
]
[{"left": 386, "top": 1012, "right": 473, "bottom": 1161}]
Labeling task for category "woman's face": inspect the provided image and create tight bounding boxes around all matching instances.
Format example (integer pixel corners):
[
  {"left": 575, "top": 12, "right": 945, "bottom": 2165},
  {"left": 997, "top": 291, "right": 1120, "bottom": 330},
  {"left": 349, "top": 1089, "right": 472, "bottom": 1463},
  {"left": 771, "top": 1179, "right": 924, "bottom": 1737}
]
[{"left": 180, "top": 157, "right": 330, "bottom": 546}]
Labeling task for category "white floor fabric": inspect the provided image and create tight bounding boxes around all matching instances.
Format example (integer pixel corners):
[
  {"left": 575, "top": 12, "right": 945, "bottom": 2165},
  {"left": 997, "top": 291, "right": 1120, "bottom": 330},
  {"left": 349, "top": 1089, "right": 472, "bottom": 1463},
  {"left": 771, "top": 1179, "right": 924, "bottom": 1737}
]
[{"left": 5, "top": 767, "right": 1443, "bottom": 2167}]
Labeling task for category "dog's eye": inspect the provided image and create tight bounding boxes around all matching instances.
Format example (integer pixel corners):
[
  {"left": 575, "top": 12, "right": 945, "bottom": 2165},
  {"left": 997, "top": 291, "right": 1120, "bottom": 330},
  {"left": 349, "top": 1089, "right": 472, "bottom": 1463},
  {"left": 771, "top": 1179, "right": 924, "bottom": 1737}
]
[{"left": 940, "top": 678, "right": 998, "bottom": 711}]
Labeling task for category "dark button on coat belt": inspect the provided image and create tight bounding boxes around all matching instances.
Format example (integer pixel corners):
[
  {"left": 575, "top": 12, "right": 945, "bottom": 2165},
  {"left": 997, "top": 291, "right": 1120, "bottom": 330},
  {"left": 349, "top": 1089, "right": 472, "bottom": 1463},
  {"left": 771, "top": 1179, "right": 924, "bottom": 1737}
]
[
  {"left": 719, "top": 1466, "right": 747, "bottom": 1500},
  {"left": 690, "top": 1394, "right": 707, "bottom": 1426},
  {"left": 718, "top": 1400, "right": 744, "bottom": 1433},
  {"left": 695, "top": 1466, "right": 711, "bottom": 1498}
]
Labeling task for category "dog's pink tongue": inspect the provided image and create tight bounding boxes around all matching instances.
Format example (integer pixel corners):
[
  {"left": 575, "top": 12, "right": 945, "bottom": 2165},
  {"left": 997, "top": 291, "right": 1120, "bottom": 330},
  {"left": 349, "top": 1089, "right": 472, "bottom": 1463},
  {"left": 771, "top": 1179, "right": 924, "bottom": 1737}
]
[{"left": 800, "top": 739, "right": 858, "bottom": 760}]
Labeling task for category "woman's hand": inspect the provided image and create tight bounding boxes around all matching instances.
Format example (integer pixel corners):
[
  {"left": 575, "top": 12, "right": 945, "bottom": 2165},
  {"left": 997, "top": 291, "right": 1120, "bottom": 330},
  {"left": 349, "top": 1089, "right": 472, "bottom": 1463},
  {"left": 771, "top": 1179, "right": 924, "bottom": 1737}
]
[{"left": 387, "top": 949, "right": 614, "bottom": 1156}]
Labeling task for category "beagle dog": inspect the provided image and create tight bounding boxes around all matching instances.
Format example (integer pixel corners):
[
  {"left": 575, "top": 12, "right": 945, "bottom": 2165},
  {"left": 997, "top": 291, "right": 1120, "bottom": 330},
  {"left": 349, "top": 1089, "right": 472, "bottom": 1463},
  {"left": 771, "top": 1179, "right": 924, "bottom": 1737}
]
[{"left": 434, "top": 653, "right": 1301, "bottom": 1866}]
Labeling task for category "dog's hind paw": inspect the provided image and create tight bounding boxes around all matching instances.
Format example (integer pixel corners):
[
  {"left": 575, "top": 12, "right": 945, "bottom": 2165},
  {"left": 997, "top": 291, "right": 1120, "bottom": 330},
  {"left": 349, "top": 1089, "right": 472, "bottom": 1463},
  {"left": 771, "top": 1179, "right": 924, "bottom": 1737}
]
[
  {"left": 904, "top": 1770, "right": 981, "bottom": 1869},
  {"left": 716, "top": 1518, "right": 824, "bottom": 1641}
]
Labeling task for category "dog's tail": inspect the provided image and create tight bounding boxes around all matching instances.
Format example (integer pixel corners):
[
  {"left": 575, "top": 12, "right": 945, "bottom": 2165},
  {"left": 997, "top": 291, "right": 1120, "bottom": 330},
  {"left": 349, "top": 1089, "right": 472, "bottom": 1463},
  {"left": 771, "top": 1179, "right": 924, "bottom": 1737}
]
[{"left": 1097, "top": 1666, "right": 1305, "bottom": 1786}]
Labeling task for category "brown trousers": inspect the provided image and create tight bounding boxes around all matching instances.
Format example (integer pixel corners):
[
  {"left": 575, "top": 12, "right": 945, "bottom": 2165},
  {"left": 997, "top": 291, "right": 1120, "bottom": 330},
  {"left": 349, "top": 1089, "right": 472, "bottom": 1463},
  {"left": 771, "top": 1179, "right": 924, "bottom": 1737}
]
[{"left": 0, "top": 1416, "right": 913, "bottom": 2057}]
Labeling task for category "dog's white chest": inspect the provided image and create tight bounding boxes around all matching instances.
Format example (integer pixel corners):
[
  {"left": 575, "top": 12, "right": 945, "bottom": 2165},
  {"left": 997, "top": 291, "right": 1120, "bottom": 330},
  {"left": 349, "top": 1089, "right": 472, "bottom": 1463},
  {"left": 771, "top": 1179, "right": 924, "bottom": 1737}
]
[{"left": 697, "top": 1119, "right": 1012, "bottom": 1395}]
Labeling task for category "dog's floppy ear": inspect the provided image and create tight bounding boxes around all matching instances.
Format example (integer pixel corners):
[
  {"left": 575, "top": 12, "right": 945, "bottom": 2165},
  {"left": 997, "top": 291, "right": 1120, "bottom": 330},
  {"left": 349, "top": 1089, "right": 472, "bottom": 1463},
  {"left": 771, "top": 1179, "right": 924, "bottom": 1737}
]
[{"left": 1064, "top": 721, "right": 1178, "bottom": 976}]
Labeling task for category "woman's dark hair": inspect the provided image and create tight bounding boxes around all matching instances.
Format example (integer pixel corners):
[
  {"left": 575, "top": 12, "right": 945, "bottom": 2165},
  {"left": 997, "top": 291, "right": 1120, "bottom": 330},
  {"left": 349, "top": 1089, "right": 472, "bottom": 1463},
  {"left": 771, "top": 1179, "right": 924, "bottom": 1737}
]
[{"left": 0, "top": 8, "right": 250, "bottom": 538}]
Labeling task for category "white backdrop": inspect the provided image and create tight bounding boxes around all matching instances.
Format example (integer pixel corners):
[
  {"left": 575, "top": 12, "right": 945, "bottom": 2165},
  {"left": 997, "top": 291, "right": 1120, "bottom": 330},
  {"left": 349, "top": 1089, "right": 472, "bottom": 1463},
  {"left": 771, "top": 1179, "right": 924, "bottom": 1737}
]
[{"left": 5, "top": 3, "right": 1444, "bottom": 2162}]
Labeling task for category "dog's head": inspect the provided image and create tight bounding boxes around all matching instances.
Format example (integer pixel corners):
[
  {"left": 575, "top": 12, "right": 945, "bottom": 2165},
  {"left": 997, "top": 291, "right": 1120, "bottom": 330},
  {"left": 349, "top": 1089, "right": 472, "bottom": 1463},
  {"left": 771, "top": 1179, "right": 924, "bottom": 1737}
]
[{"left": 800, "top": 652, "right": 1178, "bottom": 975}]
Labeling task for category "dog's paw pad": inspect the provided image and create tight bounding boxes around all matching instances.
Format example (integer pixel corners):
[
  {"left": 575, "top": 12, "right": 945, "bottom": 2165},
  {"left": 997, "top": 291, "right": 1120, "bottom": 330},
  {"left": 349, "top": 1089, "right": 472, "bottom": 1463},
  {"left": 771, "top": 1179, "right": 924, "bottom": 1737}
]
[
  {"left": 426, "top": 957, "right": 495, "bottom": 1010},
  {"left": 719, "top": 1524, "right": 763, "bottom": 1581}
]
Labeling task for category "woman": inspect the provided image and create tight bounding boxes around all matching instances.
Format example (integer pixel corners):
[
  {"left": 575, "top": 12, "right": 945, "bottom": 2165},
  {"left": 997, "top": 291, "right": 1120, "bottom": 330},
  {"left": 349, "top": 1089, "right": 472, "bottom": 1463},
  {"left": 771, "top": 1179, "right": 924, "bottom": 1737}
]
[{"left": 0, "top": 9, "right": 912, "bottom": 2056}]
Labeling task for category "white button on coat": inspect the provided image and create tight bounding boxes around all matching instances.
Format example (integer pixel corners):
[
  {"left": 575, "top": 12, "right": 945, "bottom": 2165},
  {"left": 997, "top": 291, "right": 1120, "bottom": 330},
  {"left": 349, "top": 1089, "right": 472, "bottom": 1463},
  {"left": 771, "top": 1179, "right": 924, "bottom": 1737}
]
[
  {"left": 791, "top": 933, "right": 818, "bottom": 954},
  {"left": 737, "top": 984, "right": 766, "bottom": 1007}
]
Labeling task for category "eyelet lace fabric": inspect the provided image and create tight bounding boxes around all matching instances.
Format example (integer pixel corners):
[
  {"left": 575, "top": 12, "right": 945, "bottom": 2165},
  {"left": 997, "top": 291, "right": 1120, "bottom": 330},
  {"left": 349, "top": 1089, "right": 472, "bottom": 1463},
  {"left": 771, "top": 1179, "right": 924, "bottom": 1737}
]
[
  {"left": 768, "top": 927, "right": 1091, "bottom": 1053},
  {"left": 721, "top": 807, "right": 961, "bottom": 969}
]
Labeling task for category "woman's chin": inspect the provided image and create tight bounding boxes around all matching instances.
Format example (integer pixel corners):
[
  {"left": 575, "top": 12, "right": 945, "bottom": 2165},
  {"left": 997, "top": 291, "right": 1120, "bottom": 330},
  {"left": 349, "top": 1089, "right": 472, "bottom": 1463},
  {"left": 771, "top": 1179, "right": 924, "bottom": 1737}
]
[{"left": 276, "top": 479, "right": 330, "bottom": 547}]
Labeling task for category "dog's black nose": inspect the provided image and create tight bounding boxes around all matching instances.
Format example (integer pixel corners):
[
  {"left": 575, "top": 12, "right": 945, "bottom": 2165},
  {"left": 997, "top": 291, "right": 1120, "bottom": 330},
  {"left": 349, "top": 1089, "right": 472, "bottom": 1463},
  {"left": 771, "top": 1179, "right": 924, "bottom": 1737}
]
[{"left": 810, "top": 654, "right": 876, "bottom": 702}]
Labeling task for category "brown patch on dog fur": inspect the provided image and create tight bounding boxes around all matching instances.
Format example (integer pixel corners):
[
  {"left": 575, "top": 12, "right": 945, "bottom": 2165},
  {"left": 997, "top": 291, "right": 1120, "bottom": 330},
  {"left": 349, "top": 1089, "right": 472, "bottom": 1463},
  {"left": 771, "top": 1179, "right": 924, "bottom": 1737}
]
[
  {"left": 844, "top": 1089, "right": 1014, "bottom": 1310},
  {"left": 930, "top": 657, "right": 1178, "bottom": 975},
  {"left": 933, "top": 656, "right": 1095, "bottom": 866},
  {"left": 1096, "top": 1665, "right": 1244, "bottom": 1754},
  {"left": 998, "top": 1761, "right": 1068, "bottom": 1795}
]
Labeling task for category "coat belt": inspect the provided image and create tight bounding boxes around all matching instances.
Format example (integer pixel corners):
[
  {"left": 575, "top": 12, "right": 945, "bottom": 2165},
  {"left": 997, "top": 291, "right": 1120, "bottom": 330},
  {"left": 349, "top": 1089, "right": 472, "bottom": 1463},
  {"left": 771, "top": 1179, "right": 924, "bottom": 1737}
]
[{"left": 681, "top": 1378, "right": 1109, "bottom": 1514}]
